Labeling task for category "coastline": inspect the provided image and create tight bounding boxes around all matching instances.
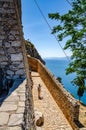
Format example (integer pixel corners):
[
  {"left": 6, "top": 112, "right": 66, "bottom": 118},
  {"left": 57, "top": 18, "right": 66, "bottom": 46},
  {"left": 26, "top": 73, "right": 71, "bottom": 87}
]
[{"left": 44, "top": 58, "right": 86, "bottom": 105}]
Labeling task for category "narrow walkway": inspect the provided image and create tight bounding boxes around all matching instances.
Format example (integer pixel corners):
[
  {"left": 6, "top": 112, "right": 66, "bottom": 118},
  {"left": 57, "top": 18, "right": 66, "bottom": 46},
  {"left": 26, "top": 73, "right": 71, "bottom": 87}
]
[
  {"left": 32, "top": 72, "right": 73, "bottom": 130},
  {"left": 0, "top": 72, "right": 73, "bottom": 130},
  {"left": 0, "top": 79, "right": 26, "bottom": 130}
]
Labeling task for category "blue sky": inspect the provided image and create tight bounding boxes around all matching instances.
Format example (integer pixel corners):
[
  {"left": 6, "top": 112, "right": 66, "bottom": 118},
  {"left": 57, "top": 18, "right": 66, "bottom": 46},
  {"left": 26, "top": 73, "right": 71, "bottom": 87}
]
[{"left": 22, "top": 0, "right": 72, "bottom": 58}]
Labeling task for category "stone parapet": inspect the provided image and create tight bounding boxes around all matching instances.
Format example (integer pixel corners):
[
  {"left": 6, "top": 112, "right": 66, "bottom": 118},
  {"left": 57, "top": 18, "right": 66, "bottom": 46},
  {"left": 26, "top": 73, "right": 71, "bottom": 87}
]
[{"left": 28, "top": 56, "right": 85, "bottom": 130}]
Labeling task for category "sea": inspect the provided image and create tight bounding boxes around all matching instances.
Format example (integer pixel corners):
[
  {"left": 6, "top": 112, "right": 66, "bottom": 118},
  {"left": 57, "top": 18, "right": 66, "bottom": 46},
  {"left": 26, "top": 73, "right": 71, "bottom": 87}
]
[{"left": 44, "top": 57, "right": 86, "bottom": 105}]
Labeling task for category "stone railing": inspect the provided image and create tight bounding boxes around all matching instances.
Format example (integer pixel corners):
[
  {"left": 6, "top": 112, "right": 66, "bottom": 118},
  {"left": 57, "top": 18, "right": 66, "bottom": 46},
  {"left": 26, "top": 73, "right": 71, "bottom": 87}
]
[{"left": 28, "top": 56, "right": 85, "bottom": 130}]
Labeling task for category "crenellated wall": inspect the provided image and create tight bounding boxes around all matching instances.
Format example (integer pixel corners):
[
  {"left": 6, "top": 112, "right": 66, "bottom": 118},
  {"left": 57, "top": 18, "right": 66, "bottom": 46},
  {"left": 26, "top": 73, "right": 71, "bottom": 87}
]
[{"left": 28, "top": 56, "right": 85, "bottom": 130}]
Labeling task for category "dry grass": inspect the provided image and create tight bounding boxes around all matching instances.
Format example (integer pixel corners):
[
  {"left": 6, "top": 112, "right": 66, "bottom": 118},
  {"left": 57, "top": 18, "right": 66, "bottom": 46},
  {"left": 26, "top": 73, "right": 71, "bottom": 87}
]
[{"left": 79, "top": 101, "right": 86, "bottom": 127}]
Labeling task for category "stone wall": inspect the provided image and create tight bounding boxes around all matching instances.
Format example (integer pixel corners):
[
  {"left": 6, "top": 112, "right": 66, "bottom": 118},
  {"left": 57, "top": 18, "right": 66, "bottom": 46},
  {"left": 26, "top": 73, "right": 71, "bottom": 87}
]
[
  {"left": 0, "top": 0, "right": 25, "bottom": 87},
  {"left": 28, "top": 56, "right": 85, "bottom": 130},
  {"left": 28, "top": 55, "right": 38, "bottom": 71},
  {"left": 0, "top": 1, "right": 36, "bottom": 129}
]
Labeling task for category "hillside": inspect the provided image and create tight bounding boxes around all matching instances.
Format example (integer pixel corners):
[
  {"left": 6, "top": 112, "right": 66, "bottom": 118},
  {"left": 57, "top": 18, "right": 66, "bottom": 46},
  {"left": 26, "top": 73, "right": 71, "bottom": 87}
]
[{"left": 25, "top": 40, "right": 45, "bottom": 64}]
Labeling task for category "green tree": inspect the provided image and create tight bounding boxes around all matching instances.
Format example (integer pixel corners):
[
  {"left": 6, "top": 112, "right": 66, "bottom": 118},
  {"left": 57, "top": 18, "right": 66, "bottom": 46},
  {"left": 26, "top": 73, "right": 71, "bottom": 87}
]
[
  {"left": 77, "top": 86, "right": 84, "bottom": 101},
  {"left": 48, "top": 0, "right": 86, "bottom": 99}
]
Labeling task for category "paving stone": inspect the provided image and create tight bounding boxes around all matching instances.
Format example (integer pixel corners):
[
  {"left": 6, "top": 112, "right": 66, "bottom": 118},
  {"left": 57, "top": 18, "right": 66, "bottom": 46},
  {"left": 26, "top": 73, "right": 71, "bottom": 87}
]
[
  {"left": 36, "top": 127, "right": 44, "bottom": 130},
  {"left": 0, "top": 79, "right": 26, "bottom": 129},
  {"left": 17, "top": 92, "right": 25, "bottom": 96},
  {"left": 0, "top": 104, "right": 17, "bottom": 112},
  {"left": 0, "top": 112, "right": 9, "bottom": 125},
  {"left": 2, "top": 101, "right": 17, "bottom": 106},
  {"left": 16, "top": 107, "right": 25, "bottom": 114},
  {"left": 16, "top": 87, "right": 25, "bottom": 94},
  {"left": 8, "top": 114, "right": 23, "bottom": 126},
  {"left": 19, "top": 95, "right": 25, "bottom": 101},
  {"left": 6, "top": 126, "right": 22, "bottom": 130},
  {"left": 10, "top": 91, "right": 17, "bottom": 96},
  {"left": 18, "top": 101, "right": 25, "bottom": 107},
  {"left": 17, "top": 88, "right": 25, "bottom": 93},
  {"left": 4, "top": 96, "right": 19, "bottom": 102},
  {"left": 18, "top": 89, "right": 25, "bottom": 93},
  {"left": 0, "top": 127, "right": 7, "bottom": 130}
]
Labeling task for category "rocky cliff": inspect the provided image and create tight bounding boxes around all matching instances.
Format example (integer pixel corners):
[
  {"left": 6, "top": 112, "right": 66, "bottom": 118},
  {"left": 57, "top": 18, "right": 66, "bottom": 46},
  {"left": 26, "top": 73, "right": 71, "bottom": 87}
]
[{"left": 25, "top": 40, "right": 45, "bottom": 64}]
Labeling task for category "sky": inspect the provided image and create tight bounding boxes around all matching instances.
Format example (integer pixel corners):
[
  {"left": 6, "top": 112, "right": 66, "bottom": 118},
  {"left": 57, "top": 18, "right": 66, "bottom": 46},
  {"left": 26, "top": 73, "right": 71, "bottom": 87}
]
[{"left": 22, "top": 0, "right": 72, "bottom": 58}]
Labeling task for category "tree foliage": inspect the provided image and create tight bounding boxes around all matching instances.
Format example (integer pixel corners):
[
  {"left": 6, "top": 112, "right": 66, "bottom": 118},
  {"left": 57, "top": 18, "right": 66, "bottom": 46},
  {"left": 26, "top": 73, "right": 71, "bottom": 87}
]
[
  {"left": 48, "top": 0, "right": 86, "bottom": 99},
  {"left": 77, "top": 86, "right": 85, "bottom": 101}
]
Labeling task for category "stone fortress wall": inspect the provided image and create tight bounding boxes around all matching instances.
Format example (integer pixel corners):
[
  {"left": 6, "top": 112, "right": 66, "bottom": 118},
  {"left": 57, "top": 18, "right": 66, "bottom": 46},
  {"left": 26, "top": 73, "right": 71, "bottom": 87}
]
[
  {"left": 0, "top": 1, "right": 36, "bottom": 129},
  {"left": 28, "top": 56, "right": 86, "bottom": 130},
  {"left": 0, "top": 0, "right": 25, "bottom": 83}
]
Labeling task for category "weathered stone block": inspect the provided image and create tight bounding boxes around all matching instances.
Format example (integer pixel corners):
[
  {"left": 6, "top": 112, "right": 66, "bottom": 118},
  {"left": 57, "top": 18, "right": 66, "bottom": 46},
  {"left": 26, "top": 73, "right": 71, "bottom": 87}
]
[
  {"left": 3, "top": 3, "right": 8, "bottom": 8},
  {"left": 20, "top": 95, "right": 25, "bottom": 101},
  {"left": 0, "top": 48, "right": 4, "bottom": 54},
  {"left": 11, "top": 53, "right": 23, "bottom": 61},
  {"left": 11, "top": 62, "right": 20, "bottom": 67},
  {"left": 9, "top": 65, "right": 18, "bottom": 71},
  {"left": 18, "top": 62, "right": 24, "bottom": 68},
  {"left": 0, "top": 40, "right": 2, "bottom": 44},
  {"left": 0, "top": 8, "right": 15, "bottom": 14},
  {"left": 7, "top": 47, "right": 15, "bottom": 53},
  {"left": 4, "top": 95, "right": 19, "bottom": 102},
  {"left": 7, "top": 70, "right": 14, "bottom": 75},
  {"left": 6, "top": 75, "right": 11, "bottom": 79},
  {"left": 12, "top": 75, "right": 19, "bottom": 80},
  {"left": 10, "top": 30, "right": 19, "bottom": 35},
  {"left": 0, "top": 104, "right": 17, "bottom": 112},
  {"left": 8, "top": 114, "right": 23, "bottom": 126},
  {"left": 8, "top": 35, "right": 15, "bottom": 41},
  {"left": 19, "top": 101, "right": 25, "bottom": 107},
  {"left": 0, "top": 61, "right": 8, "bottom": 66},
  {"left": 7, "top": 126, "right": 22, "bottom": 130},
  {"left": 0, "top": 112, "right": 9, "bottom": 125},
  {"left": 5, "top": 42, "right": 11, "bottom": 48},
  {"left": 0, "top": 56, "right": 8, "bottom": 62},
  {"left": 15, "top": 69, "right": 25, "bottom": 75},
  {"left": 11, "top": 41, "right": 21, "bottom": 47},
  {"left": 16, "top": 107, "right": 25, "bottom": 114},
  {"left": 0, "top": 35, "right": 4, "bottom": 40}
]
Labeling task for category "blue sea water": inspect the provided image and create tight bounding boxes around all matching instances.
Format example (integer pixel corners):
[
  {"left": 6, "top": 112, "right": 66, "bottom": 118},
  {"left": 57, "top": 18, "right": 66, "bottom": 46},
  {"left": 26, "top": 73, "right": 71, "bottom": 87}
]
[{"left": 44, "top": 58, "right": 86, "bottom": 105}]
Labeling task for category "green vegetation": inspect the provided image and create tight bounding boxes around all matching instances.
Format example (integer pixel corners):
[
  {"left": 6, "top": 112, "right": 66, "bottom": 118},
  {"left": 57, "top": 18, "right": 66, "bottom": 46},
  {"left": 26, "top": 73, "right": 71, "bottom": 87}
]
[
  {"left": 48, "top": 0, "right": 86, "bottom": 100},
  {"left": 25, "top": 39, "right": 34, "bottom": 48}
]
